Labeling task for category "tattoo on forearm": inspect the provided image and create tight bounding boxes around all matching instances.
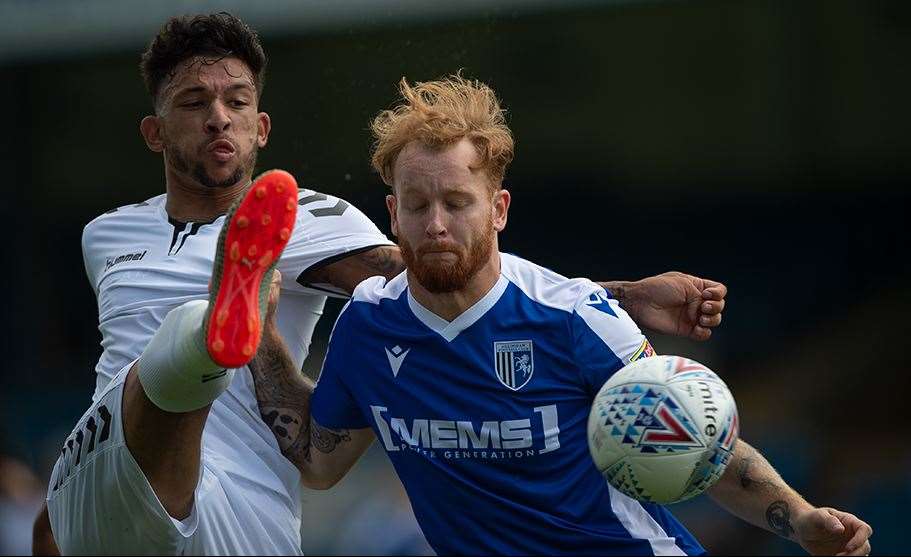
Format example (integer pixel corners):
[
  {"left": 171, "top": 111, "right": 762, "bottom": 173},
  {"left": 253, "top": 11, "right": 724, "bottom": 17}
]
[
  {"left": 737, "top": 456, "right": 754, "bottom": 489},
  {"left": 248, "top": 329, "right": 327, "bottom": 467},
  {"left": 735, "top": 451, "right": 784, "bottom": 495},
  {"left": 358, "top": 246, "right": 405, "bottom": 279},
  {"left": 597, "top": 281, "right": 626, "bottom": 304},
  {"left": 260, "top": 407, "right": 305, "bottom": 452},
  {"left": 766, "top": 500, "right": 795, "bottom": 538},
  {"left": 310, "top": 419, "right": 351, "bottom": 455}
]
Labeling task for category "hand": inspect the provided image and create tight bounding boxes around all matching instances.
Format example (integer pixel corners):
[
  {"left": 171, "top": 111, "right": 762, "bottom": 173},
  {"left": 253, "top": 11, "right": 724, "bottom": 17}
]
[
  {"left": 794, "top": 507, "right": 872, "bottom": 556},
  {"left": 621, "top": 272, "right": 727, "bottom": 341},
  {"left": 265, "top": 269, "right": 282, "bottom": 325}
]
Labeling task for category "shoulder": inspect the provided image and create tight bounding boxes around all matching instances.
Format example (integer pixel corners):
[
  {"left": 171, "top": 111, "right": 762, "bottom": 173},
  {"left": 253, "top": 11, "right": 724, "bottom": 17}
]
[
  {"left": 82, "top": 195, "right": 165, "bottom": 248},
  {"left": 295, "top": 188, "right": 353, "bottom": 219},
  {"left": 349, "top": 272, "right": 408, "bottom": 306},
  {"left": 331, "top": 273, "right": 407, "bottom": 335},
  {"left": 294, "top": 187, "right": 377, "bottom": 232},
  {"left": 85, "top": 194, "right": 164, "bottom": 228},
  {"left": 500, "top": 252, "right": 602, "bottom": 314},
  {"left": 288, "top": 186, "right": 389, "bottom": 244}
]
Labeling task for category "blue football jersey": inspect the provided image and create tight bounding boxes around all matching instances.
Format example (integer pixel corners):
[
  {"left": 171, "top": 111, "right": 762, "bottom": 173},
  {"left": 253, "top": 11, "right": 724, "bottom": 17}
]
[{"left": 311, "top": 253, "right": 704, "bottom": 556}]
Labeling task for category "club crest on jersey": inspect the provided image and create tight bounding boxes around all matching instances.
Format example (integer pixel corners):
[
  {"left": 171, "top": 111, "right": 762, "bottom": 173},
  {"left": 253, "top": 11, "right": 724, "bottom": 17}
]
[{"left": 493, "top": 340, "right": 534, "bottom": 391}]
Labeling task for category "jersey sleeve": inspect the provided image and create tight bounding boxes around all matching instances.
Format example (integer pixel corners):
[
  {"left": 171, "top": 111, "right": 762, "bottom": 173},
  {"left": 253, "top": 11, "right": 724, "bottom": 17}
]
[
  {"left": 310, "top": 303, "right": 371, "bottom": 429},
  {"left": 279, "top": 189, "right": 394, "bottom": 298},
  {"left": 81, "top": 218, "right": 108, "bottom": 295},
  {"left": 571, "top": 285, "right": 656, "bottom": 397}
]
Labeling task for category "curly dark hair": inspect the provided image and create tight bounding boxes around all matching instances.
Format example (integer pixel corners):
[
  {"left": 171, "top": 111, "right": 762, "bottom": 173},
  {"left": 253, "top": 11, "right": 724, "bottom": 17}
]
[{"left": 140, "top": 12, "right": 267, "bottom": 107}]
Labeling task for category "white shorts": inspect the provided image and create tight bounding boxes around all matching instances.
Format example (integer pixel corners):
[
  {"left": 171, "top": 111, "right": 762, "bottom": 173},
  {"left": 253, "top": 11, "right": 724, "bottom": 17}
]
[{"left": 46, "top": 363, "right": 303, "bottom": 555}]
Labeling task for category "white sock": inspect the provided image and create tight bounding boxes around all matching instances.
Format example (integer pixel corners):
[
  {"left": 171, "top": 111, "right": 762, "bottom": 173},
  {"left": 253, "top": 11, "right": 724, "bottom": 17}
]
[{"left": 138, "top": 300, "right": 235, "bottom": 413}]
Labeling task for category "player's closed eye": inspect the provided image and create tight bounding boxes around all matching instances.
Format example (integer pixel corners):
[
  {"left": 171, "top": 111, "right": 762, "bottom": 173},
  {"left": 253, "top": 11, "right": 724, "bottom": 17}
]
[
  {"left": 446, "top": 199, "right": 470, "bottom": 210},
  {"left": 404, "top": 201, "right": 428, "bottom": 213}
]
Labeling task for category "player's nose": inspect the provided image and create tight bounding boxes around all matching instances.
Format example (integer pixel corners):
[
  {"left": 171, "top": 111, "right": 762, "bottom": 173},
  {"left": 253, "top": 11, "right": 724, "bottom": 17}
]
[
  {"left": 205, "top": 100, "right": 231, "bottom": 133},
  {"left": 424, "top": 204, "right": 447, "bottom": 237}
]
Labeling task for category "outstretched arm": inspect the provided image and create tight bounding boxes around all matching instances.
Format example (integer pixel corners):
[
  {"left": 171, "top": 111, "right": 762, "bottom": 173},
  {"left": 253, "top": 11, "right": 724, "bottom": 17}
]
[
  {"left": 600, "top": 272, "right": 727, "bottom": 341},
  {"left": 709, "top": 440, "right": 872, "bottom": 556},
  {"left": 305, "top": 247, "right": 728, "bottom": 340}
]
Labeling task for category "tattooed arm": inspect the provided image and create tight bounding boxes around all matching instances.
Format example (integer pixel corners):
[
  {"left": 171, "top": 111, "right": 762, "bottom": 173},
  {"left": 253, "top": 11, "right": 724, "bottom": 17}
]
[
  {"left": 708, "top": 440, "right": 872, "bottom": 555},
  {"left": 599, "top": 273, "right": 728, "bottom": 341},
  {"left": 248, "top": 274, "right": 375, "bottom": 490},
  {"left": 299, "top": 245, "right": 406, "bottom": 295},
  {"left": 298, "top": 245, "right": 730, "bottom": 343}
]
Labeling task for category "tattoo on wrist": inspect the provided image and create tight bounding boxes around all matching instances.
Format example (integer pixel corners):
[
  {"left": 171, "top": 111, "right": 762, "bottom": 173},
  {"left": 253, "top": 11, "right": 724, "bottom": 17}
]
[{"left": 766, "top": 500, "right": 795, "bottom": 538}]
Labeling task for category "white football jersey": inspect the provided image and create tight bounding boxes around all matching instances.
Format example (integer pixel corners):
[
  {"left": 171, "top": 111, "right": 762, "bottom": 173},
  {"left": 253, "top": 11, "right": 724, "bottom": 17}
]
[{"left": 79, "top": 188, "right": 393, "bottom": 547}]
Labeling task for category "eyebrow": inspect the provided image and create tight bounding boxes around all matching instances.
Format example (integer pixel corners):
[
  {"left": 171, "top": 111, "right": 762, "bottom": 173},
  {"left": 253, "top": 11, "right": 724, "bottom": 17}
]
[
  {"left": 173, "top": 83, "right": 255, "bottom": 97},
  {"left": 399, "top": 183, "right": 474, "bottom": 196}
]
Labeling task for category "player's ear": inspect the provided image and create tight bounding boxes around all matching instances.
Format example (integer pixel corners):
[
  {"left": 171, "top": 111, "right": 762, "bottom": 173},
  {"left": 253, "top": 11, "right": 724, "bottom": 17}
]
[
  {"left": 140, "top": 116, "right": 165, "bottom": 153},
  {"left": 386, "top": 194, "right": 399, "bottom": 237},
  {"left": 492, "top": 188, "right": 510, "bottom": 232},
  {"left": 256, "top": 112, "right": 271, "bottom": 148}
]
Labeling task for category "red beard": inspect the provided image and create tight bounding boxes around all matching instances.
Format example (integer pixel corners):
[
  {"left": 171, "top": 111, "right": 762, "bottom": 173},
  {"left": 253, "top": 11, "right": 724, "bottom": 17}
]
[{"left": 398, "top": 220, "right": 494, "bottom": 293}]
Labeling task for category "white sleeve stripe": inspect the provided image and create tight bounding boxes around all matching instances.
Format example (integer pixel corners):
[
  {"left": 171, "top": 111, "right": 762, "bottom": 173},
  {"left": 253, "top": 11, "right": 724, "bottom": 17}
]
[
  {"left": 500, "top": 252, "right": 599, "bottom": 314},
  {"left": 608, "top": 485, "right": 687, "bottom": 555},
  {"left": 575, "top": 297, "right": 645, "bottom": 365}
]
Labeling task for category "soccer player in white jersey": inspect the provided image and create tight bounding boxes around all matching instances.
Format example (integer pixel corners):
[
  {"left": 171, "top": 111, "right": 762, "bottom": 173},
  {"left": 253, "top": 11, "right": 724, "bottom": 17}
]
[
  {"left": 250, "top": 76, "right": 873, "bottom": 556},
  {"left": 33, "top": 13, "right": 737, "bottom": 555}
]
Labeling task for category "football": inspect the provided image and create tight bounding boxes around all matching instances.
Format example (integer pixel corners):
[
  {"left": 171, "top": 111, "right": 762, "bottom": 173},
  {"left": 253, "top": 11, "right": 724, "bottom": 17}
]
[{"left": 587, "top": 355, "right": 739, "bottom": 504}]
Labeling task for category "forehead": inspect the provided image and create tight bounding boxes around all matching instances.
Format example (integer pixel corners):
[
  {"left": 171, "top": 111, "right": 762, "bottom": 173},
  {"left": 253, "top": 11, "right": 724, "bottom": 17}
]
[
  {"left": 160, "top": 56, "right": 256, "bottom": 99},
  {"left": 394, "top": 139, "right": 484, "bottom": 193}
]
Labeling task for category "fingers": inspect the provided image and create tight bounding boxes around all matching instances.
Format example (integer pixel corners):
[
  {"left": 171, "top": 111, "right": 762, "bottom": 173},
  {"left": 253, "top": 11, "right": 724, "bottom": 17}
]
[
  {"left": 844, "top": 520, "right": 874, "bottom": 554},
  {"left": 690, "top": 326, "right": 712, "bottom": 342},
  {"left": 699, "top": 313, "right": 722, "bottom": 328},
  {"left": 266, "top": 270, "right": 282, "bottom": 319},
  {"left": 701, "top": 280, "right": 728, "bottom": 302},
  {"left": 836, "top": 540, "right": 871, "bottom": 556},
  {"left": 700, "top": 299, "right": 726, "bottom": 315},
  {"left": 830, "top": 509, "right": 873, "bottom": 556}
]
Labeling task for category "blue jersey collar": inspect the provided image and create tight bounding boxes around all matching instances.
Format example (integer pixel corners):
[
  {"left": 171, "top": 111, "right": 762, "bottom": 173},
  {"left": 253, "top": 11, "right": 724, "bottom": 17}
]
[{"left": 407, "top": 273, "right": 510, "bottom": 342}]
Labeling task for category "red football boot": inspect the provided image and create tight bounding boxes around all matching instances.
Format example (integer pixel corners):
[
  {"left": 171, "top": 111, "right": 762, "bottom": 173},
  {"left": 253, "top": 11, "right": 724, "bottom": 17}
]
[{"left": 204, "top": 170, "right": 298, "bottom": 368}]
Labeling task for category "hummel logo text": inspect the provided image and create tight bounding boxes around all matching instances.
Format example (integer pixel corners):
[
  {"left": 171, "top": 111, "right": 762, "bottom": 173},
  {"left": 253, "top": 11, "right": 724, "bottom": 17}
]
[
  {"left": 385, "top": 345, "right": 411, "bottom": 377},
  {"left": 105, "top": 250, "right": 147, "bottom": 271}
]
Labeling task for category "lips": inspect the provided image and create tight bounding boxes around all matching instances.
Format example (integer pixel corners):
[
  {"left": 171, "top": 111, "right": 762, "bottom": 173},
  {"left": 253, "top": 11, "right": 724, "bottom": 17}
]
[
  {"left": 207, "top": 139, "right": 236, "bottom": 162},
  {"left": 419, "top": 247, "right": 460, "bottom": 261}
]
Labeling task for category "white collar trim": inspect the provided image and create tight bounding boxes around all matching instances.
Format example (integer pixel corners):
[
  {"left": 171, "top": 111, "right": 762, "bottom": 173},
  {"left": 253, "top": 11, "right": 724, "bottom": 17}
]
[{"left": 407, "top": 274, "right": 509, "bottom": 342}]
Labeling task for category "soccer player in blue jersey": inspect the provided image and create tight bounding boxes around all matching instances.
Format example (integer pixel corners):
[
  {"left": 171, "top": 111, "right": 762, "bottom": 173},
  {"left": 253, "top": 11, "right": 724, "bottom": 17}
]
[{"left": 254, "top": 76, "right": 873, "bottom": 555}]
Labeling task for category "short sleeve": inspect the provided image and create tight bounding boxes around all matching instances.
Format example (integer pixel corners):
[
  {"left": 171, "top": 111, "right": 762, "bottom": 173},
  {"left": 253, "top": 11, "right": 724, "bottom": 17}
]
[
  {"left": 310, "top": 303, "right": 371, "bottom": 429},
  {"left": 279, "top": 189, "right": 394, "bottom": 297},
  {"left": 571, "top": 286, "right": 655, "bottom": 396},
  {"left": 81, "top": 219, "right": 109, "bottom": 295}
]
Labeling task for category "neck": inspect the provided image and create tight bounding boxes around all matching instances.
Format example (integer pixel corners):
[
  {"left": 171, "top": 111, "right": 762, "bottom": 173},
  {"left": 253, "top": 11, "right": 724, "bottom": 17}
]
[
  {"left": 163, "top": 166, "right": 250, "bottom": 222},
  {"left": 408, "top": 251, "right": 502, "bottom": 322}
]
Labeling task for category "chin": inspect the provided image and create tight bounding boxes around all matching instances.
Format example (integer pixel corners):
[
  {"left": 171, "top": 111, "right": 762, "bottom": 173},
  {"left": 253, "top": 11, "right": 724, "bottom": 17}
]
[{"left": 197, "top": 164, "right": 246, "bottom": 190}]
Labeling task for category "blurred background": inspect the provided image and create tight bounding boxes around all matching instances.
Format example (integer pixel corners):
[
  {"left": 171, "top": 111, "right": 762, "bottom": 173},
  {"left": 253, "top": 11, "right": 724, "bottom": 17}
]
[{"left": 1, "top": 0, "right": 909, "bottom": 554}]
